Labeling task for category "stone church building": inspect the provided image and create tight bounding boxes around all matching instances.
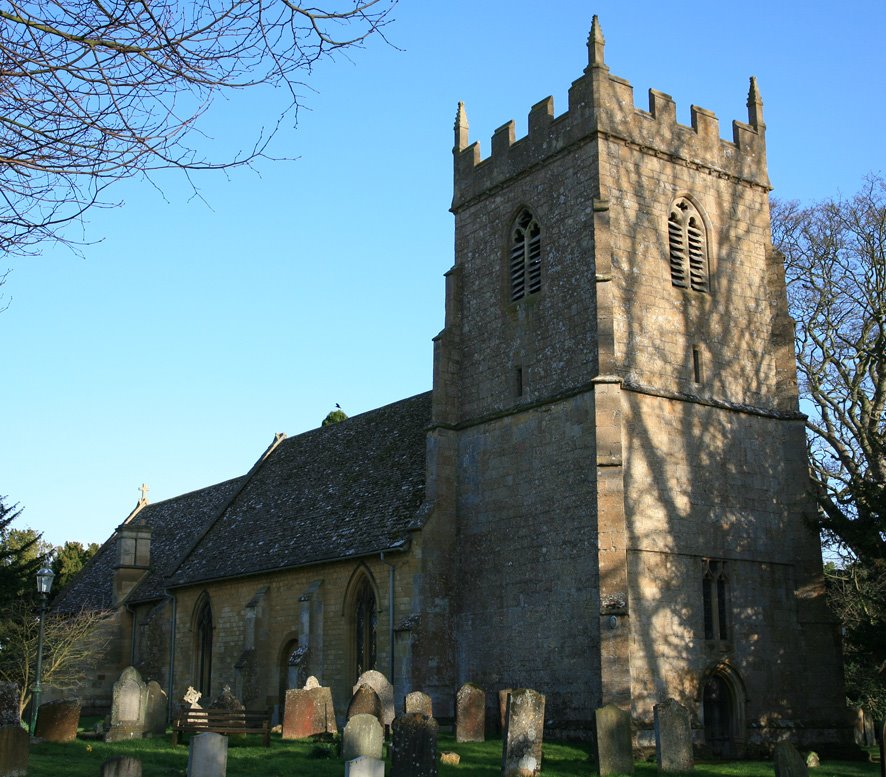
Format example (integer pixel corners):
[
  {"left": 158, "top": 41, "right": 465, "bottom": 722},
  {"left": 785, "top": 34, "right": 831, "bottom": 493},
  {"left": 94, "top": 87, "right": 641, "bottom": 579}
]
[{"left": 56, "top": 18, "right": 848, "bottom": 752}]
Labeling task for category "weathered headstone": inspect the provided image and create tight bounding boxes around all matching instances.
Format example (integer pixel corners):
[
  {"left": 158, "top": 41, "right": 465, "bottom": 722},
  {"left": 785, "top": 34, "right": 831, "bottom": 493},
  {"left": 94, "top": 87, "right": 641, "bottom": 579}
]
[
  {"left": 101, "top": 755, "right": 143, "bottom": 777},
  {"left": 774, "top": 741, "right": 808, "bottom": 777},
  {"left": 304, "top": 676, "right": 321, "bottom": 690},
  {"left": 805, "top": 752, "right": 820, "bottom": 769},
  {"left": 0, "top": 683, "right": 19, "bottom": 727},
  {"left": 391, "top": 713, "right": 438, "bottom": 777},
  {"left": 347, "top": 684, "right": 383, "bottom": 726},
  {"left": 654, "top": 698, "right": 693, "bottom": 773},
  {"left": 342, "top": 713, "right": 385, "bottom": 762},
  {"left": 863, "top": 711, "right": 875, "bottom": 747},
  {"left": 281, "top": 685, "right": 337, "bottom": 739},
  {"left": 187, "top": 731, "right": 228, "bottom": 777},
  {"left": 853, "top": 708, "right": 866, "bottom": 746},
  {"left": 34, "top": 698, "right": 80, "bottom": 743},
  {"left": 440, "top": 752, "right": 461, "bottom": 766},
  {"left": 501, "top": 688, "right": 545, "bottom": 777},
  {"left": 183, "top": 687, "right": 202, "bottom": 706},
  {"left": 107, "top": 666, "right": 148, "bottom": 741},
  {"left": 455, "top": 683, "right": 485, "bottom": 743},
  {"left": 345, "top": 755, "right": 385, "bottom": 777},
  {"left": 404, "top": 691, "right": 433, "bottom": 717},
  {"left": 210, "top": 685, "right": 244, "bottom": 712},
  {"left": 145, "top": 681, "right": 168, "bottom": 736},
  {"left": 596, "top": 703, "right": 634, "bottom": 777},
  {"left": 353, "top": 671, "right": 395, "bottom": 728},
  {"left": 498, "top": 688, "right": 513, "bottom": 732},
  {"left": 0, "top": 724, "right": 29, "bottom": 777}
]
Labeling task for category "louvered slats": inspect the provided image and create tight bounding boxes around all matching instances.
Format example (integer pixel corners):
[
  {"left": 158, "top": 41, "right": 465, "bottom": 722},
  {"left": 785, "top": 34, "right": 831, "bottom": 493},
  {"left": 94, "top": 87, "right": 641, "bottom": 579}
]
[
  {"left": 669, "top": 202, "right": 708, "bottom": 293},
  {"left": 510, "top": 240, "right": 526, "bottom": 301},
  {"left": 668, "top": 214, "right": 687, "bottom": 287},
  {"left": 510, "top": 210, "right": 541, "bottom": 301},
  {"left": 687, "top": 220, "right": 707, "bottom": 291}
]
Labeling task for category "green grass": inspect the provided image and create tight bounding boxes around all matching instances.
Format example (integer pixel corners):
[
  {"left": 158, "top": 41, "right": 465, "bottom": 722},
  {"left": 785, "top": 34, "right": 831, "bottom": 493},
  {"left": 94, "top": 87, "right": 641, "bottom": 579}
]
[{"left": 26, "top": 733, "right": 882, "bottom": 777}]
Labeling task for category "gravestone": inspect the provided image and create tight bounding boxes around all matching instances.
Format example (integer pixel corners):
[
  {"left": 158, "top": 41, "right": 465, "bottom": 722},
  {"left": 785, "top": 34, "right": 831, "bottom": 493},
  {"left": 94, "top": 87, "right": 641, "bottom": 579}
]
[
  {"left": 501, "top": 688, "right": 545, "bottom": 777},
  {"left": 455, "top": 683, "right": 485, "bottom": 743},
  {"left": 304, "top": 676, "right": 321, "bottom": 690},
  {"left": 187, "top": 731, "right": 228, "bottom": 777},
  {"left": 145, "top": 681, "right": 168, "bottom": 736},
  {"left": 342, "top": 713, "right": 385, "bottom": 761},
  {"left": 404, "top": 691, "right": 433, "bottom": 717},
  {"left": 854, "top": 709, "right": 866, "bottom": 746},
  {"left": 498, "top": 688, "right": 513, "bottom": 732},
  {"left": 440, "top": 752, "right": 461, "bottom": 766},
  {"left": 654, "top": 698, "right": 693, "bottom": 772},
  {"left": 345, "top": 756, "right": 385, "bottom": 777},
  {"left": 0, "top": 724, "right": 29, "bottom": 777},
  {"left": 181, "top": 687, "right": 203, "bottom": 724},
  {"left": 107, "top": 666, "right": 148, "bottom": 741},
  {"left": 805, "top": 752, "right": 820, "bottom": 769},
  {"left": 101, "top": 755, "right": 143, "bottom": 777},
  {"left": 391, "top": 713, "right": 438, "bottom": 777},
  {"left": 863, "top": 712, "right": 875, "bottom": 747},
  {"left": 282, "top": 685, "right": 337, "bottom": 739},
  {"left": 773, "top": 742, "right": 808, "bottom": 777},
  {"left": 347, "top": 684, "right": 383, "bottom": 726},
  {"left": 0, "top": 683, "right": 19, "bottom": 727},
  {"left": 210, "top": 685, "right": 244, "bottom": 711},
  {"left": 34, "top": 698, "right": 80, "bottom": 742},
  {"left": 353, "top": 671, "right": 395, "bottom": 728},
  {"left": 596, "top": 703, "right": 634, "bottom": 777}
]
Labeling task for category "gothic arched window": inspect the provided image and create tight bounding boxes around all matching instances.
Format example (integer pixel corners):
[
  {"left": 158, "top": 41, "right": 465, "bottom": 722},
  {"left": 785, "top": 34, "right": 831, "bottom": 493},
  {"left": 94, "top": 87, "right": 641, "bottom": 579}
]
[
  {"left": 509, "top": 209, "right": 542, "bottom": 301},
  {"left": 668, "top": 198, "right": 709, "bottom": 292},
  {"left": 195, "top": 596, "right": 213, "bottom": 697},
  {"left": 353, "top": 579, "right": 377, "bottom": 679},
  {"left": 702, "top": 559, "right": 729, "bottom": 641}
]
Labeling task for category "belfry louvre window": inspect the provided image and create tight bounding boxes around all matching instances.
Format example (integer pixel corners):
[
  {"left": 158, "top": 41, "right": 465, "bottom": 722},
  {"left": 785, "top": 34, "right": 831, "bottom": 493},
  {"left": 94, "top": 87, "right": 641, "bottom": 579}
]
[
  {"left": 702, "top": 559, "right": 729, "bottom": 641},
  {"left": 668, "top": 199, "right": 709, "bottom": 292},
  {"left": 510, "top": 209, "right": 542, "bottom": 301}
]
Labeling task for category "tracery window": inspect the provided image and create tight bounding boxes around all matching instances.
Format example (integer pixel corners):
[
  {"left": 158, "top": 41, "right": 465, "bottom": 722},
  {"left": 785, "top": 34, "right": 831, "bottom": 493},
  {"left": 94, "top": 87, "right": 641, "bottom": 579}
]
[
  {"left": 668, "top": 198, "right": 709, "bottom": 292},
  {"left": 195, "top": 596, "right": 213, "bottom": 697},
  {"left": 509, "top": 209, "right": 542, "bottom": 301},
  {"left": 702, "top": 559, "right": 729, "bottom": 641},
  {"left": 354, "top": 579, "right": 377, "bottom": 678}
]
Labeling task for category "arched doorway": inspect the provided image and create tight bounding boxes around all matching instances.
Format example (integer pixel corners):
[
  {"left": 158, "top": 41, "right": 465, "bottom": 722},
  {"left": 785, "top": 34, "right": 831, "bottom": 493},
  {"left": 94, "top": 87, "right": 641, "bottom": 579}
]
[
  {"left": 353, "top": 577, "right": 377, "bottom": 680},
  {"left": 278, "top": 639, "right": 308, "bottom": 713},
  {"left": 701, "top": 664, "right": 746, "bottom": 758}
]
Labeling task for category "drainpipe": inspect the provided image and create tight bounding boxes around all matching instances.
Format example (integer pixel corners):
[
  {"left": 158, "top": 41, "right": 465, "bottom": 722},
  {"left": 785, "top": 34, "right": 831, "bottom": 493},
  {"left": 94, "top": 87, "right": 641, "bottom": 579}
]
[
  {"left": 166, "top": 592, "right": 177, "bottom": 722},
  {"left": 379, "top": 551, "right": 395, "bottom": 684}
]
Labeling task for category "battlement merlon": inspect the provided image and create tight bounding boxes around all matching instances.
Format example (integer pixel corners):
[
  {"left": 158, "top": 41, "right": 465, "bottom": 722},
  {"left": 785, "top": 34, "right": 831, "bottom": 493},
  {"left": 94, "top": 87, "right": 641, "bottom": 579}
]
[{"left": 452, "top": 18, "right": 769, "bottom": 211}]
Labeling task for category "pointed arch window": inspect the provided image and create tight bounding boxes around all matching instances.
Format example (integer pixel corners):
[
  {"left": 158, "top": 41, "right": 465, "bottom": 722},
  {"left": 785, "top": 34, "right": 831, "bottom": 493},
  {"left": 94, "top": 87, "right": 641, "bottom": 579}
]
[
  {"left": 510, "top": 209, "right": 542, "bottom": 301},
  {"left": 354, "top": 579, "right": 377, "bottom": 679},
  {"left": 668, "top": 199, "right": 709, "bottom": 292},
  {"left": 702, "top": 559, "right": 729, "bottom": 641},
  {"left": 195, "top": 597, "right": 213, "bottom": 697}
]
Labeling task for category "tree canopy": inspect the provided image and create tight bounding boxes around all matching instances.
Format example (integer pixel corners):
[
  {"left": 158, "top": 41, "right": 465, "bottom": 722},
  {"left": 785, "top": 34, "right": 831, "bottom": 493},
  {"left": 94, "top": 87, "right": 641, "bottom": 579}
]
[
  {"left": 0, "top": 0, "right": 395, "bottom": 257},
  {"left": 0, "top": 496, "right": 46, "bottom": 609}
]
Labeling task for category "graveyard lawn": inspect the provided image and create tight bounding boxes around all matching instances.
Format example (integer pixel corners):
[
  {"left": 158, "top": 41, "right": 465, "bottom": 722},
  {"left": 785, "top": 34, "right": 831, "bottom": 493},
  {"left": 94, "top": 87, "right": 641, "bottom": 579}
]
[{"left": 24, "top": 733, "right": 881, "bottom": 777}]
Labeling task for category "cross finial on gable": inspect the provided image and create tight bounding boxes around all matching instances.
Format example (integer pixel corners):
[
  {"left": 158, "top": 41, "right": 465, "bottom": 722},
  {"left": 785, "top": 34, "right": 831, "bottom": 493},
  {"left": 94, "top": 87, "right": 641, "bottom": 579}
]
[{"left": 139, "top": 483, "right": 150, "bottom": 503}]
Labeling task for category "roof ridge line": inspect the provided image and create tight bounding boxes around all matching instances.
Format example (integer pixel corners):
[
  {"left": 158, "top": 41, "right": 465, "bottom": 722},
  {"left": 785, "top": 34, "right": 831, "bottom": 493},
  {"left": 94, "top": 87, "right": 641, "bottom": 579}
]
[{"left": 165, "top": 432, "right": 288, "bottom": 582}]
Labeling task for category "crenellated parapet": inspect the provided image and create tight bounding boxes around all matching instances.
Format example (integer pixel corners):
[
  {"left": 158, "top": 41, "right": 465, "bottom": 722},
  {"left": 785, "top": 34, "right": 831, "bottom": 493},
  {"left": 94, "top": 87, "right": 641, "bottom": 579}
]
[{"left": 452, "top": 16, "right": 768, "bottom": 211}]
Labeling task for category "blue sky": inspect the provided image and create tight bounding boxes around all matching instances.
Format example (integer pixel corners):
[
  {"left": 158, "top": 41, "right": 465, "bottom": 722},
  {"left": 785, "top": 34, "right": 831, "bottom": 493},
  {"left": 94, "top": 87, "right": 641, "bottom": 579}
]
[{"left": 2, "top": 1, "right": 884, "bottom": 547}]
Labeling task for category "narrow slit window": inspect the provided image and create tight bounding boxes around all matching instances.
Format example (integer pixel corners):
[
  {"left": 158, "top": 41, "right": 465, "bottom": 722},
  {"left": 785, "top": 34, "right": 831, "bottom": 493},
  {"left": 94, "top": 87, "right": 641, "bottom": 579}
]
[
  {"left": 510, "top": 209, "right": 542, "bottom": 301},
  {"left": 702, "top": 559, "right": 730, "bottom": 642},
  {"left": 668, "top": 199, "right": 709, "bottom": 292},
  {"left": 515, "top": 366, "right": 523, "bottom": 398},
  {"left": 693, "top": 346, "right": 703, "bottom": 384}
]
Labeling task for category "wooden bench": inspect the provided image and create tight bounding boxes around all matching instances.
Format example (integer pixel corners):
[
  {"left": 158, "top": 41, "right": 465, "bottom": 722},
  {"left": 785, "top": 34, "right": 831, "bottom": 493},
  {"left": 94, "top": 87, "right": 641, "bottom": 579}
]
[{"left": 171, "top": 708, "right": 271, "bottom": 747}]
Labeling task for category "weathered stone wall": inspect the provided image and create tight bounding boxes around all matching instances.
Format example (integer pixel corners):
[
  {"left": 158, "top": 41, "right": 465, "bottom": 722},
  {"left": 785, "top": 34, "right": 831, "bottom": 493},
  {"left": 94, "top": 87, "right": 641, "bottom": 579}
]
[{"left": 170, "top": 551, "right": 422, "bottom": 720}]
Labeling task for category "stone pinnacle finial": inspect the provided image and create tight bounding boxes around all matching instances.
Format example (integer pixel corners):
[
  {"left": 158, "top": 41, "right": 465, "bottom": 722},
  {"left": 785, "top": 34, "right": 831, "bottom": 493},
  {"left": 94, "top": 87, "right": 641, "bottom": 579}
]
[
  {"left": 587, "top": 15, "right": 607, "bottom": 71},
  {"left": 454, "top": 101, "right": 469, "bottom": 152},
  {"left": 138, "top": 483, "right": 149, "bottom": 503},
  {"left": 747, "top": 75, "right": 764, "bottom": 129}
]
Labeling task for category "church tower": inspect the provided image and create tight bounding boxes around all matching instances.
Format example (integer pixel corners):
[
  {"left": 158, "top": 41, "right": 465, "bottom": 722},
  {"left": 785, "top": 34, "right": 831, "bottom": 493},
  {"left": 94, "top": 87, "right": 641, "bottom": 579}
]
[{"left": 425, "top": 18, "right": 846, "bottom": 748}]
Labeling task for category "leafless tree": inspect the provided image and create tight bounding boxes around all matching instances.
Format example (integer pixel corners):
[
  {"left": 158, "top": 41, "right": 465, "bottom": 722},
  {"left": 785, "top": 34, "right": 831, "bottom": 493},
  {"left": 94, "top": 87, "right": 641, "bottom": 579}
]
[
  {"left": 0, "top": 0, "right": 396, "bottom": 256},
  {"left": 0, "top": 598, "right": 115, "bottom": 716}
]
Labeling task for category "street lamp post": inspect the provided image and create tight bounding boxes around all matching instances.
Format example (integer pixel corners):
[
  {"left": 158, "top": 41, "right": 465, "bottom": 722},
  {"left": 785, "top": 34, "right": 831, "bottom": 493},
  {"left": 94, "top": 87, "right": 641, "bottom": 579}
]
[{"left": 29, "top": 565, "right": 55, "bottom": 736}]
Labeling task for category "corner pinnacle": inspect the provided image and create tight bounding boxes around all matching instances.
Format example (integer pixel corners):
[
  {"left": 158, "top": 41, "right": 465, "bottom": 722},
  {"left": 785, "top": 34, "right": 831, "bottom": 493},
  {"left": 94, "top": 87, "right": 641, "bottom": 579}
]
[
  {"left": 747, "top": 76, "right": 764, "bottom": 129},
  {"left": 587, "top": 15, "right": 607, "bottom": 71},
  {"left": 454, "top": 101, "right": 469, "bottom": 152}
]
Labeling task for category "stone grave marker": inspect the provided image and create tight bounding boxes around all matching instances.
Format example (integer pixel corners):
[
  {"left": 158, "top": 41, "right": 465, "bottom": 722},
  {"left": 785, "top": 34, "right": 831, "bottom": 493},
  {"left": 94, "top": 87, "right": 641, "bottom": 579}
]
[
  {"left": 854, "top": 708, "right": 866, "bottom": 746},
  {"left": 805, "top": 752, "right": 820, "bottom": 769},
  {"left": 455, "top": 683, "right": 485, "bottom": 743},
  {"left": 404, "top": 691, "right": 433, "bottom": 717},
  {"left": 0, "top": 724, "right": 29, "bottom": 777},
  {"left": 863, "top": 711, "right": 875, "bottom": 747},
  {"left": 304, "top": 676, "right": 321, "bottom": 689},
  {"left": 187, "top": 731, "right": 228, "bottom": 777},
  {"left": 342, "top": 713, "right": 384, "bottom": 762},
  {"left": 654, "top": 698, "right": 693, "bottom": 772},
  {"left": 347, "top": 684, "right": 383, "bottom": 726},
  {"left": 145, "top": 681, "right": 168, "bottom": 736},
  {"left": 501, "top": 688, "right": 545, "bottom": 777},
  {"left": 101, "top": 755, "right": 143, "bottom": 777},
  {"left": 345, "top": 755, "right": 386, "bottom": 777},
  {"left": 774, "top": 742, "right": 808, "bottom": 777},
  {"left": 34, "top": 698, "right": 80, "bottom": 742},
  {"left": 282, "top": 685, "right": 337, "bottom": 739},
  {"left": 0, "top": 683, "right": 19, "bottom": 727},
  {"left": 596, "top": 703, "right": 634, "bottom": 777},
  {"left": 353, "top": 670, "right": 395, "bottom": 728},
  {"left": 107, "top": 666, "right": 148, "bottom": 741},
  {"left": 498, "top": 688, "right": 513, "bottom": 733},
  {"left": 210, "top": 685, "right": 244, "bottom": 711},
  {"left": 391, "top": 713, "right": 438, "bottom": 777}
]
